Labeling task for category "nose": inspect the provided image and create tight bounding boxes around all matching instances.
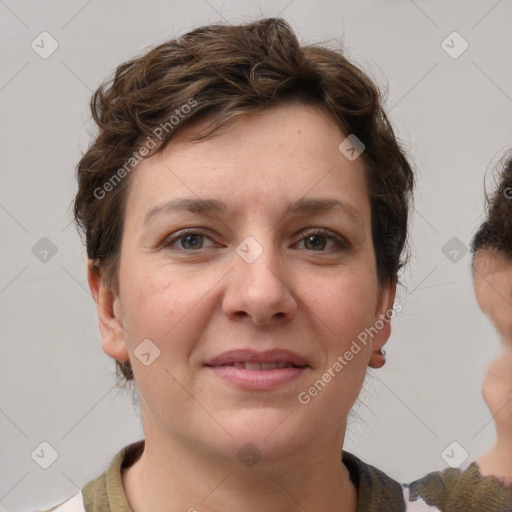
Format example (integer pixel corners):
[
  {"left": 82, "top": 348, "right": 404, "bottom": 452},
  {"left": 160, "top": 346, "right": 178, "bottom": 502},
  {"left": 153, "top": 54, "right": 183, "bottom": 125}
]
[{"left": 222, "top": 237, "right": 297, "bottom": 326}]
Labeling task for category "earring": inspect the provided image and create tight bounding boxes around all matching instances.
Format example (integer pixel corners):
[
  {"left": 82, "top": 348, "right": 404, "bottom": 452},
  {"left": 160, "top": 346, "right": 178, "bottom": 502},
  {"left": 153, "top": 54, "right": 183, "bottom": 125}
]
[{"left": 379, "top": 349, "right": 386, "bottom": 357}]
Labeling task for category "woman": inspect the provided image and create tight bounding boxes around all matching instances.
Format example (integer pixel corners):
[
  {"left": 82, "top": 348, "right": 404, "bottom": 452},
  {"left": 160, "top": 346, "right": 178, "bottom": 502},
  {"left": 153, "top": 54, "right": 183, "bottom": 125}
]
[
  {"left": 36, "top": 16, "right": 457, "bottom": 512},
  {"left": 404, "top": 156, "right": 512, "bottom": 511},
  {"left": 472, "top": 156, "right": 512, "bottom": 486}
]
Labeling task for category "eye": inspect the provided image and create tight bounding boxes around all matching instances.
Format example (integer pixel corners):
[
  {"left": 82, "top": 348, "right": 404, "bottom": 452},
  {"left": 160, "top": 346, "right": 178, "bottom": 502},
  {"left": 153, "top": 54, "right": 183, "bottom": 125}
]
[
  {"left": 161, "top": 228, "right": 350, "bottom": 252},
  {"left": 162, "top": 229, "right": 217, "bottom": 251},
  {"left": 296, "top": 228, "right": 349, "bottom": 251}
]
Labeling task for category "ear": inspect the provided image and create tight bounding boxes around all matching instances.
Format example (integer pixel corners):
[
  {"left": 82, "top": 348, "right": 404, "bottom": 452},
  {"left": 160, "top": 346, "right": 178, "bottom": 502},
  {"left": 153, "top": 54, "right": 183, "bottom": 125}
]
[
  {"left": 368, "top": 278, "right": 397, "bottom": 369},
  {"left": 87, "top": 260, "right": 130, "bottom": 362}
]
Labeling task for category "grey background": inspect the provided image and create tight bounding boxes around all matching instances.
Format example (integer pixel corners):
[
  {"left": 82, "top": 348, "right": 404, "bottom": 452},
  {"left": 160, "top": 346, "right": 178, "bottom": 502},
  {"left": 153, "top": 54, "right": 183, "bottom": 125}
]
[{"left": 1, "top": 0, "right": 511, "bottom": 510}]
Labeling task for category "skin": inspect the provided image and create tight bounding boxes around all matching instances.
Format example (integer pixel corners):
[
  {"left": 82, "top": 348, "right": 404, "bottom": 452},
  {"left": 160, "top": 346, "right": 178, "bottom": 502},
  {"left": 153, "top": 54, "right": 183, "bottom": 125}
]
[
  {"left": 473, "top": 249, "right": 512, "bottom": 486},
  {"left": 87, "top": 102, "right": 396, "bottom": 512}
]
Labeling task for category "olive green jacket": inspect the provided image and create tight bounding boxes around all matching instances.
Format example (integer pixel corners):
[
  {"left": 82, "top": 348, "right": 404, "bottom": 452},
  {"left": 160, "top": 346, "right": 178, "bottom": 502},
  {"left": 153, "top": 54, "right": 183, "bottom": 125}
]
[{"left": 34, "top": 440, "right": 512, "bottom": 512}]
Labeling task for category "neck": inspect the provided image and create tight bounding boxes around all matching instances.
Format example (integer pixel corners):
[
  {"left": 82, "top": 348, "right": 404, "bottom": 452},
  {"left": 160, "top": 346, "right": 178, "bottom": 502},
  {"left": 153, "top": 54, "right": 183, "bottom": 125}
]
[
  {"left": 477, "top": 343, "right": 512, "bottom": 486},
  {"left": 122, "top": 421, "right": 357, "bottom": 512},
  {"left": 477, "top": 441, "right": 512, "bottom": 486}
]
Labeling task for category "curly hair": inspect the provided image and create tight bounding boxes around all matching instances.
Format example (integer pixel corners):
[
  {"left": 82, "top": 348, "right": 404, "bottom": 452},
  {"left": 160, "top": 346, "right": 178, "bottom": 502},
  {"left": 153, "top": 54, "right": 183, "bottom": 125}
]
[
  {"left": 73, "top": 17, "right": 414, "bottom": 385},
  {"left": 471, "top": 154, "right": 512, "bottom": 260}
]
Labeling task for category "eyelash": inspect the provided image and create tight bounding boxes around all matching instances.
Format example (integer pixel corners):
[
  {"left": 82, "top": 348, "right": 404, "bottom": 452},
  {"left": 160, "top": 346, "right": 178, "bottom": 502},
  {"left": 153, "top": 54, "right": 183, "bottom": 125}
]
[{"left": 161, "top": 228, "right": 349, "bottom": 252}]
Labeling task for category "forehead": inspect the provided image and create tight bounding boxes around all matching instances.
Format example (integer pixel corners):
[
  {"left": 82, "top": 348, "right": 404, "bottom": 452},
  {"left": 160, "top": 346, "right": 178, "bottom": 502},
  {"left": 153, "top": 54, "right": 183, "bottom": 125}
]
[
  {"left": 473, "top": 250, "right": 512, "bottom": 300},
  {"left": 124, "top": 102, "right": 371, "bottom": 224},
  {"left": 474, "top": 250, "right": 512, "bottom": 276}
]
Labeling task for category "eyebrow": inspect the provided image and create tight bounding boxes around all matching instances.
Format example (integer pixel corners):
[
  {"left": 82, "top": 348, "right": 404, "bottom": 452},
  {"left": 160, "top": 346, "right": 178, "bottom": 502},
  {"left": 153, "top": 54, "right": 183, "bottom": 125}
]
[{"left": 143, "top": 197, "right": 364, "bottom": 226}]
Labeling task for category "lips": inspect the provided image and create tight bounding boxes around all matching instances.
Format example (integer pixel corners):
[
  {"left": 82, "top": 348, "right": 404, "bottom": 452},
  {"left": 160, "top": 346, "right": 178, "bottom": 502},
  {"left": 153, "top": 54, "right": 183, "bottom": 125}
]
[
  {"left": 220, "top": 361, "right": 298, "bottom": 370},
  {"left": 203, "top": 349, "right": 309, "bottom": 370}
]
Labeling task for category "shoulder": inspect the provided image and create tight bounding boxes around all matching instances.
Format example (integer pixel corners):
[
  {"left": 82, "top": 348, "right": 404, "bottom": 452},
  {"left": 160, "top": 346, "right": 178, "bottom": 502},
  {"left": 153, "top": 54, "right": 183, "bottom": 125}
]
[
  {"left": 32, "top": 439, "right": 144, "bottom": 512},
  {"left": 342, "top": 451, "right": 445, "bottom": 511},
  {"left": 342, "top": 451, "right": 406, "bottom": 511},
  {"left": 406, "top": 462, "right": 512, "bottom": 512}
]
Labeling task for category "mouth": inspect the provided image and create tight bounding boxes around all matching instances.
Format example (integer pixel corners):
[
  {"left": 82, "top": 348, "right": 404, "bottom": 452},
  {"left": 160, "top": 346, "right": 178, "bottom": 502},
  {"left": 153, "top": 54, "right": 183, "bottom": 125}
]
[
  {"left": 203, "top": 348, "right": 310, "bottom": 369},
  {"left": 206, "top": 362, "right": 308, "bottom": 370},
  {"left": 203, "top": 349, "right": 310, "bottom": 390}
]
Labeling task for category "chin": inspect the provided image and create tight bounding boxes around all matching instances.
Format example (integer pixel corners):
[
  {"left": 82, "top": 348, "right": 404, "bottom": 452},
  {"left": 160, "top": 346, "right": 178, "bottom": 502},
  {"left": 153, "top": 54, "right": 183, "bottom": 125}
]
[{"left": 214, "top": 408, "right": 305, "bottom": 443}]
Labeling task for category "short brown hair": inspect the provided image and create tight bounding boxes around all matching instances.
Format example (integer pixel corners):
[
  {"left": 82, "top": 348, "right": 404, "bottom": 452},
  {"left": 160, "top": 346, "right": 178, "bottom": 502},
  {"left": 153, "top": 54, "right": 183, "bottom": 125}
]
[
  {"left": 73, "top": 17, "right": 414, "bottom": 384},
  {"left": 471, "top": 154, "right": 512, "bottom": 260}
]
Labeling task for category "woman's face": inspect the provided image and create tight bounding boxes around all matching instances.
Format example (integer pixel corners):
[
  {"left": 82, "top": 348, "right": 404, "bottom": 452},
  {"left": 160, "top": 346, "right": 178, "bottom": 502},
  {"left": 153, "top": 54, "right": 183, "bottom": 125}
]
[
  {"left": 91, "top": 102, "right": 395, "bottom": 462},
  {"left": 473, "top": 250, "right": 512, "bottom": 340}
]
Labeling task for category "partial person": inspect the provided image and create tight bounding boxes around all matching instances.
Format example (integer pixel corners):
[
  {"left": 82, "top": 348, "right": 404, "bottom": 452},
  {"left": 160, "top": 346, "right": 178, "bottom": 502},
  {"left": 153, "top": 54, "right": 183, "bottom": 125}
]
[
  {"left": 472, "top": 155, "right": 512, "bottom": 487},
  {"left": 405, "top": 155, "right": 512, "bottom": 511}
]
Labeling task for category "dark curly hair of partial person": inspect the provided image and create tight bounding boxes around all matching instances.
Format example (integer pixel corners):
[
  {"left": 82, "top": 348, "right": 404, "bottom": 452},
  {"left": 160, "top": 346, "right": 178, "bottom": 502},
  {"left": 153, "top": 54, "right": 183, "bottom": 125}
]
[
  {"left": 471, "top": 154, "right": 512, "bottom": 259},
  {"left": 72, "top": 17, "right": 414, "bottom": 385}
]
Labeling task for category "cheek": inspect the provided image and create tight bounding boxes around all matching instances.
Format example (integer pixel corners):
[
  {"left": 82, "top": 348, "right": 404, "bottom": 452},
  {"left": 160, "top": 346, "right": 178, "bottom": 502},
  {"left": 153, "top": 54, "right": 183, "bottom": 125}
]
[
  {"left": 121, "top": 272, "right": 173, "bottom": 335},
  {"left": 300, "top": 277, "right": 373, "bottom": 421},
  {"left": 299, "top": 270, "right": 377, "bottom": 367},
  {"left": 313, "top": 269, "right": 377, "bottom": 328},
  {"left": 119, "top": 262, "right": 221, "bottom": 357},
  {"left": 117, "top": 260, "right": 183, "bottom": 355},
  {"left": 120, "top": 267, "right": 206, "bottom": 403}
]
